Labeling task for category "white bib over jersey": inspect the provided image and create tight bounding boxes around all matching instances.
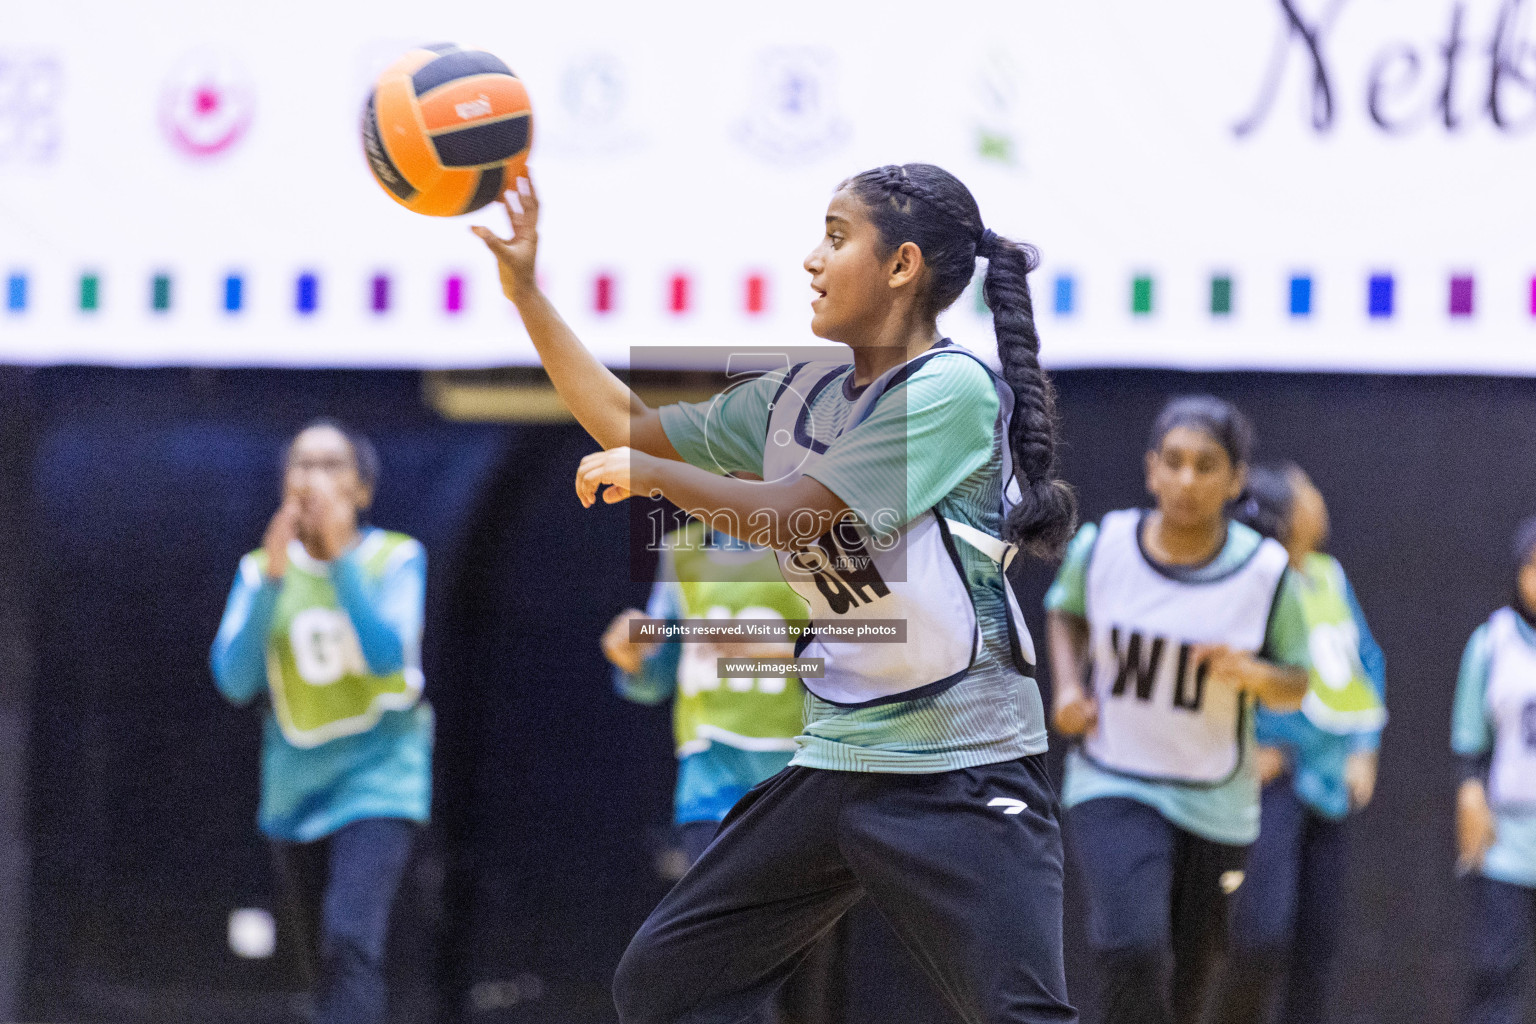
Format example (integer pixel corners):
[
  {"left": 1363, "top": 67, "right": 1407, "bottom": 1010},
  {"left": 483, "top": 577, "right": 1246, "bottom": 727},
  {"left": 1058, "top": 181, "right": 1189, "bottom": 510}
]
[
  {"left": 760, "top": 345, "right": 1034, "bottom": 706},
  {"left": 1484, "top": 607, "right": 1536, "bottom": 809},
  {"left": 1083, "top": 509, "right": 1289, "bottom": 785}
]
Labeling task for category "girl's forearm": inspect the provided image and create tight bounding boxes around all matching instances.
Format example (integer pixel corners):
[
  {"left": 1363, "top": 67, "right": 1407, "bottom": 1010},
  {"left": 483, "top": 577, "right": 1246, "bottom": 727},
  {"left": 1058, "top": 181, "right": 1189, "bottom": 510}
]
[
  {"left": 649, "top": 461, "right": 846, "bottom": 550},
  {"left": 1047, "top": 611, "right": 1090, "bottom": 704},
  {"left": 514, "top": 286, "right": 676, "bottom": 456},
  {"left": 1252, "top": 663, "right": 1308, "bottom": 711}
]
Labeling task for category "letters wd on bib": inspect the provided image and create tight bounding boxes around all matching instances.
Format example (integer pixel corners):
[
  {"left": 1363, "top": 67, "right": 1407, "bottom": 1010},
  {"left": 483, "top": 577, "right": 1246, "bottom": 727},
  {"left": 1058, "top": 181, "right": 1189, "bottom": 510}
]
[{"left": 1083, "top": 510, "right": 1290, "bottom": 785}]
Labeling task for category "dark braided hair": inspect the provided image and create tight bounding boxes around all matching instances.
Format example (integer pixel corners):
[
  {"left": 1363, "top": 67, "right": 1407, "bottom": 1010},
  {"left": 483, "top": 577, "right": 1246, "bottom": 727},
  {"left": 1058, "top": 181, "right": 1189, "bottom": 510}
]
[{"left": 841, "top": 163, "right": 1077, "bottom": 558}]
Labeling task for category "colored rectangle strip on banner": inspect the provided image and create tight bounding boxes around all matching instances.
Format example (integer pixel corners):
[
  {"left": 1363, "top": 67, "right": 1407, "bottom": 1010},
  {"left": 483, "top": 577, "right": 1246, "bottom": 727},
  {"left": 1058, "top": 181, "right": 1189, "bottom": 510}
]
[
  {"left": 152, "top": 274, "right": 172, "bottom": 312},
  {"left": 224, "top": 275, "right": 243, "bottom": 313},
  {"left": 445, "top": 275, "right": 464, "bottom": 313},
  {"left": 1289, "top": 275, "right": 1312, "bottom": 316},
  {"left": 1131, "top": 275, "right": 1153, "bottom": 315},
  {"left": 1449, "top": 276, "right": 1474, "bottom": 317},
  {"left": 1368, "top": 274, "right": 1394, "bottom": 318},
  {"left": 6, "top": 274, "right": 25, "bottom": 312},
  {"left": 296, "top": 274, "right": 318, "bottom": 315},
  {"left": 745, "top": 273, "right": 766, "bottom": 315},
  {"left": 1054, "top": 275, "right": 1074, "bottom": 315},
  {"left": 371, "top": 274, "right": 390, "bottom": 313},
  {"left": 669, "top": 274, "right": 690, "bottom": 314},
  {"left": 594, "top": 273, "right": 614, "bottom": 314},
  {"left": 80, "top": 274, "right": 99, "bottom": 312},
  {"left": 1211, "top": 276, "right": 1232, "bottom": 316}
]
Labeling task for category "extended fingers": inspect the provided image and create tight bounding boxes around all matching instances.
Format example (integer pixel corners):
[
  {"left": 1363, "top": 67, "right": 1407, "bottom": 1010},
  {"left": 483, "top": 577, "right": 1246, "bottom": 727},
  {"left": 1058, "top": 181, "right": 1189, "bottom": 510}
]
[
  {"left": 498, "top": 190, "right": 524, "bottom": 227},
  {"left": 575, "top": 461, "right": 600, "bottom": 507},
  {"left": 471, "top": 225, "right": 514, "bottom": 257}
]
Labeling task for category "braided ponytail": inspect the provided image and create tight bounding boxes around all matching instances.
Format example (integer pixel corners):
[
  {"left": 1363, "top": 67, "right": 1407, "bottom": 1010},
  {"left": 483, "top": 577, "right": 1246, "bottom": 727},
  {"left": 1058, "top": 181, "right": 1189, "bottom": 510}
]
[
  {"left": 980, "top": 239, "right": 1077, "bottom": 557},
  {"left": 842, "top": 163, "right": 1077, "bottom": 558}
]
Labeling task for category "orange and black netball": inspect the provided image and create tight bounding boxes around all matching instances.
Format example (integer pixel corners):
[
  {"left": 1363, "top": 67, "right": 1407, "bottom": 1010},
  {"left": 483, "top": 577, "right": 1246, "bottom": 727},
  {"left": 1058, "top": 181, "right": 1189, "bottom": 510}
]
[{"left": 362, "top": 44, "right": 532, "bottom": 217}]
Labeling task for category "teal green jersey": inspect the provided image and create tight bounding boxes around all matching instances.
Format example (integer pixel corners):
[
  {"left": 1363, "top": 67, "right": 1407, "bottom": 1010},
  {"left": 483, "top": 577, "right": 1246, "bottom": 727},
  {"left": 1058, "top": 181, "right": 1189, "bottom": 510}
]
[
  {"left": 1254, "top": 556, "right": 1387, "bottom": 821},
  {"left": 660, "top": 344, "right": 1048, "bottom": 773},
  {"left": 1452, "top": 616, "right": 1536, "bottom": 888},
  {"left": 1047, "top": 517, "right": 1312, "bottom": 845},
  {"left": 1292, "top": 552, "right": 1386, "bottom": 733}
]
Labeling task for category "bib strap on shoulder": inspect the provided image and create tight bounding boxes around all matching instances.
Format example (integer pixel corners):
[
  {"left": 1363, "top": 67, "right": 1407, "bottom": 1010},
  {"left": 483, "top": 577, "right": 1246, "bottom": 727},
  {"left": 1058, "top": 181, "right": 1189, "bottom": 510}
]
[{"left": 943, "top": 517, "right": 1036, "bottom": 674}]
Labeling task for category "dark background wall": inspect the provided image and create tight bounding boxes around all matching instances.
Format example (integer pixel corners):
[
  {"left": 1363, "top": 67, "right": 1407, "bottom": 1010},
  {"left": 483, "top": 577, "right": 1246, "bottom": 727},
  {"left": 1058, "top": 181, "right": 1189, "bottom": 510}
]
[{"left": 3, "top": 366, "right": 1531, "bottom": 1024}]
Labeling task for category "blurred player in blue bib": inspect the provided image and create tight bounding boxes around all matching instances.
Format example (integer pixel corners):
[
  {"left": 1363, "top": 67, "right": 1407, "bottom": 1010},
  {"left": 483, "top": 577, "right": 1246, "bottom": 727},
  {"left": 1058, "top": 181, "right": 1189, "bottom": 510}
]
[{"left": 1452, "top": 516, "right": 1536, "bottom": 1024}]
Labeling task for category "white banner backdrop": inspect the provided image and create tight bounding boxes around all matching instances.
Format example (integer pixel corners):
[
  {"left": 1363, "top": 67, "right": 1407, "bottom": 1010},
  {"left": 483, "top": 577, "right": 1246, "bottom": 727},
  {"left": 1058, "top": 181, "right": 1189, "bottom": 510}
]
[{"left": 1, "top": 0, "right": 1533, "bottom": 371}]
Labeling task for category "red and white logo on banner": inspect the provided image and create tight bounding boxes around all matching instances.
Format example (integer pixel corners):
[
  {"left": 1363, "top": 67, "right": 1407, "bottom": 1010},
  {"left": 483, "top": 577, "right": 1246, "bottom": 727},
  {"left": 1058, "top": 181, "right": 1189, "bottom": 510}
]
[{"left": 160, "top": 50, "right": 254, "bottom": 158}]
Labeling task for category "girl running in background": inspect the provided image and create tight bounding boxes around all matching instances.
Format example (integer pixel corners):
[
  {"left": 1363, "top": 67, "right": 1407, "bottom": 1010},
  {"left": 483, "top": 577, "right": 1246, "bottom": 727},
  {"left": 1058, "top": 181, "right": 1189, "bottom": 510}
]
[
  {"left": 210, "top": 420, "right": 429, "bottom": 1024},
  {"left": 476, "top": 163, "right": 1079, "bottom": 1024},
  {"left": 1044, "top": 397, "right": 1310, "bottom": 1024},
  {"left": 1452, "top": 516, "right": 1536, "bottom": 1024},
  {"left": 600, "top": 517, "right": 809, "bottom": 868},
  {"left": 1212, "top": 464, "right": 1387, "bottom": 1024},
  {"left": 602, "top": 520, "right": 855, "bottom": 1024}
]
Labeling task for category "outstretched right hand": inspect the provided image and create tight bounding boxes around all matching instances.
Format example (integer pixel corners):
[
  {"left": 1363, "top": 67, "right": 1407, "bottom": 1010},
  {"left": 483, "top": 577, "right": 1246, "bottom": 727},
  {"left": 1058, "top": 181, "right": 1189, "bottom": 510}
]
[
  {"left": 472, "top": 177, "right": 540, "bottom": 304},
  {"left": 263, "top": 499, "right": 300, "bottom": 582}
]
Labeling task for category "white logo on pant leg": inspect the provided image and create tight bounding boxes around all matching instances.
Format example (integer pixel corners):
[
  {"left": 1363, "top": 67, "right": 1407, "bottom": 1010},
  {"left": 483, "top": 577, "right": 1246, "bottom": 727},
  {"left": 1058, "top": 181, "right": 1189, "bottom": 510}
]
[
  {"left": 988, "top": 797, "right": 1027, "bottom": 815},
  {"left": 1220, "top": 870, "right": 1246, "bottom": 894}
]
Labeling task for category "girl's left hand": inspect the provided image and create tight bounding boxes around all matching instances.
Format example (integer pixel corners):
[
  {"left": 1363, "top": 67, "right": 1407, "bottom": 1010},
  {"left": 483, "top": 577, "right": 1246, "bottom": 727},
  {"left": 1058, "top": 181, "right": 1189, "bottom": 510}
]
[
  {"left": 1345, "top": 749, "right": 1378, "bottom": 810},
  {"left": 1255, "top": 744, "right": 1288, "bottom": 786},
  {"left": 1195, "top": 643, "right": 1261, "bottom": 694},
  {"left": 576, "top": 446, "right": 659, "bottom": 507}
]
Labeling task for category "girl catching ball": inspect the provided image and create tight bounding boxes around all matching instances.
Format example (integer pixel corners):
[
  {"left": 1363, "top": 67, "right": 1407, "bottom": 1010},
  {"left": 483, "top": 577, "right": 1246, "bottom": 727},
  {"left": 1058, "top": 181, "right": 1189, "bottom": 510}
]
[{"left": 476, "top": 163, "right": 1078, "bottom": 1024}]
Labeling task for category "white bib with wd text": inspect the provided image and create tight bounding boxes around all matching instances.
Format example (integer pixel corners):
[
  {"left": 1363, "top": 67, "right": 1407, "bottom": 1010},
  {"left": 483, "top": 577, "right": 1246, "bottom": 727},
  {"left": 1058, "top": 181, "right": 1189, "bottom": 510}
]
[{"left": 1082, "top": 510, "right": 1288, "bottom": 784}]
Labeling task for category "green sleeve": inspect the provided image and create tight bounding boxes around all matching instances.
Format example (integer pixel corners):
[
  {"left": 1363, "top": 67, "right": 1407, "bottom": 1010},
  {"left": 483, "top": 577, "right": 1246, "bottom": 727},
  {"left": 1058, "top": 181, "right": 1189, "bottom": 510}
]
[
  {"left": 1043, "top": 522, "right": 1100, "bottom": 617},
  {"left": 803, "top": 356, "right": 998, "bottom": 537},
  {"left": 658, "top": 372, "right": 782, "bottom": 477},
  {"left": 1450, "top": 624, "right": 1495, "bottom": 757},
  {"left": 1261, "top": 569, "right": 1313, "bottom": 670}
]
